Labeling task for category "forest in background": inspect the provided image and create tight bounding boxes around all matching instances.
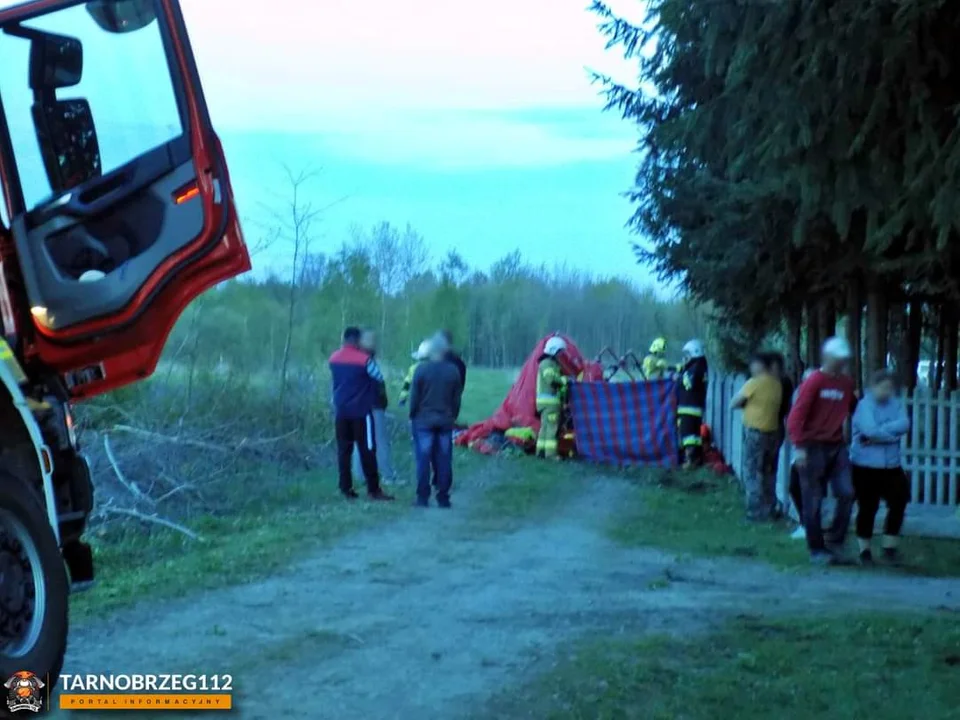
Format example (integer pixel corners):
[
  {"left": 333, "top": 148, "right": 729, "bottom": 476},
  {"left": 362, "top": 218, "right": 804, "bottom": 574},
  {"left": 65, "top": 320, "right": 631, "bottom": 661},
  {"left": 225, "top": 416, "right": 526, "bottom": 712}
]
[
  {"left": 77, "top": 194, "right": 704, "bottom": 539},
  {"left": 172, "top": 171, "right": 707, "bottom": 383},
  {"left": 594, "top": 0, "right": 960, "bottom": 390}
]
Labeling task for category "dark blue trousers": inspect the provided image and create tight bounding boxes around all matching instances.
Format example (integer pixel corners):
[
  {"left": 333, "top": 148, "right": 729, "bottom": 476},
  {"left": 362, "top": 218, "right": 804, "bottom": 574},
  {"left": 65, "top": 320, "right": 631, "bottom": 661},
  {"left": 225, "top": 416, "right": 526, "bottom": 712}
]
[{"left": 413, "top": 427, "right": 453, "bottom": 506}]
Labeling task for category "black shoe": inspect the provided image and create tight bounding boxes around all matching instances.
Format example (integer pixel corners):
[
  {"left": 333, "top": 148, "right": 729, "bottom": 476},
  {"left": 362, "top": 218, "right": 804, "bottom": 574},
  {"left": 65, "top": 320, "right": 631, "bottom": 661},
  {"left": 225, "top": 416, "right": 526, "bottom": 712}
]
[
  {"left": 437, "top": 500, "right": 452, "bottom": 509},
  {"left": 413, "top": 498, "right": 429, "bottom": 508},
  {"left": 859, "top": 549, "right": 874, "bottom": 566},
  {"left": 341, "top": 489, "right": 359, "bottom": 500},
  {"left": 883, "top": 547, "right": 900, "bottom": 563},
  {"left": 368, "top": 490, "right": 395, "bottom": 501}
]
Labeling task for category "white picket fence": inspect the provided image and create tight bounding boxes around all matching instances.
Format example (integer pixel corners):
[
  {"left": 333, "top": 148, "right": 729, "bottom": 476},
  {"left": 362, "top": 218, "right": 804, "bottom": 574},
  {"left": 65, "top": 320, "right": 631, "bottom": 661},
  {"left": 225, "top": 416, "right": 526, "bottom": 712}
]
[{"left": 705, "top": 373, "right": 960, "bottom": 512}]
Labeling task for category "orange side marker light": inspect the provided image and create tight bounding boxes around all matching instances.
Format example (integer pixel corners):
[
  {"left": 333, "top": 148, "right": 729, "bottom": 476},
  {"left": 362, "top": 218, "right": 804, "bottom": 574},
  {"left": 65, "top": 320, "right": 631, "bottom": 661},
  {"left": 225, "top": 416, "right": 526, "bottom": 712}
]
[{"left": 174, "top": 184, "right": 201, "bottom": 204}]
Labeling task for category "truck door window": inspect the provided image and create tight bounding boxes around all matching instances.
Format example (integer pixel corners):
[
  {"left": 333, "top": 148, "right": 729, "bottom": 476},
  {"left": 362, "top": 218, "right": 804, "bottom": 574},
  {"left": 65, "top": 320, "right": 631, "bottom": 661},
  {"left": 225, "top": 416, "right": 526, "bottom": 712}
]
[{"left": 0, "top": 0, "right": 183, "bottom": 212}]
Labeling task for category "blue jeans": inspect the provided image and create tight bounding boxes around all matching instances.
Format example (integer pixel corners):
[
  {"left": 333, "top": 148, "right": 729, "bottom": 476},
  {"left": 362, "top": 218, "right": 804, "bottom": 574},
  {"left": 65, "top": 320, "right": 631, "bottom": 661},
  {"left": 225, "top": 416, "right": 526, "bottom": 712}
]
[
  {"left": 798, "top": 443, "right": 854, "bottom": 553},
  {"left": 413, "top": 427, "right": 453, "bottom": 505}
]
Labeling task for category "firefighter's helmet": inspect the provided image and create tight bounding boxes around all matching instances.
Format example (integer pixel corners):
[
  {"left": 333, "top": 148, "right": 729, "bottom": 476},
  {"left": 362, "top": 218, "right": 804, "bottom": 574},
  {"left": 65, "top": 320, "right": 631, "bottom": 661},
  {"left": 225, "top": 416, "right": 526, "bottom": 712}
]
[
  {"left": 649, "top": 337, "right": 667, "bottom": 354},
  {"left": 682, "top": 339, "right": 705, "bottom": 360},
  {"left": 544, "top": 336, "right": 567, "bottom": 357},
  {"left": 412, "top": 340, "right": 432, "bottom": 360}
]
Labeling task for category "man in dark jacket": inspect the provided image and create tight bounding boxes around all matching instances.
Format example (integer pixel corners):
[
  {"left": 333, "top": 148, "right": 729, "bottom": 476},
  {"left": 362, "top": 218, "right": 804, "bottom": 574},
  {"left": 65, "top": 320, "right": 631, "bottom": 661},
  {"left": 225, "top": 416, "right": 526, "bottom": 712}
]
[
  {"left": 409, "top": 337, "right": 464, "bottom": 508},
  {"left": 352, "top": 329, "right": 397, "bottom": 484},
  {"left": 437, "top": 329, "right": 467, "bottom": 393},
  {"left": 328, "top": 327, "right": 393, "bottom": 501},
  {"left": 676, "top": 339, "right": 709, "bottom": 469}
]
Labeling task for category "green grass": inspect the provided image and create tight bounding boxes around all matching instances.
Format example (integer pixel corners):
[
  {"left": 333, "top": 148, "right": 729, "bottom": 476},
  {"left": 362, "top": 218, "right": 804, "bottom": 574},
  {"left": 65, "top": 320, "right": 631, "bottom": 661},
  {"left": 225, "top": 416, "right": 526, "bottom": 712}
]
[
  {"left": 72, "top": 367, "right": 517, "bottom": 616},
  {"left": 608, "top": 468, "right": 960, "bottom": 576},
  {"left": 481, "top": 612, "right": 960, "bottom": 719},
  {"left": 72, "top": 473, "right": 405, "bottom": 622},
  {"left": 458, "top": 367, "right": 516, "bottom": 426}
]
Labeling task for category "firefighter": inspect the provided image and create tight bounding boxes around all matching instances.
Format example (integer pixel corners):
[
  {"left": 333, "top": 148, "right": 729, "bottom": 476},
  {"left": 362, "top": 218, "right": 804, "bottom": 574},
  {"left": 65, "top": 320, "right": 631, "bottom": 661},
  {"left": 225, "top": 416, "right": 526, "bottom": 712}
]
[
  {"left": 642, "top": 336, "right": 670, "bottom": 380},
  {"left": 399, "top": 340, "right": 432, "bottom": 406},
  {"left": 536, "top": 336, "right": 569, "bottom": 459},
  {"left": 677, "top": 338, "right": 709, "bottom": 469}
]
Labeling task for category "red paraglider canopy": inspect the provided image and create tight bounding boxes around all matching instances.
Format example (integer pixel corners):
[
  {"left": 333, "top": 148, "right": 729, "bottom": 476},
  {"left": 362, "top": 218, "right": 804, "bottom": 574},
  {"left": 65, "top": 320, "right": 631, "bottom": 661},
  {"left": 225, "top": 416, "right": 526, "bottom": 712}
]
[{"left": 456, "top": 333, "right": 596, "bottom": 448}]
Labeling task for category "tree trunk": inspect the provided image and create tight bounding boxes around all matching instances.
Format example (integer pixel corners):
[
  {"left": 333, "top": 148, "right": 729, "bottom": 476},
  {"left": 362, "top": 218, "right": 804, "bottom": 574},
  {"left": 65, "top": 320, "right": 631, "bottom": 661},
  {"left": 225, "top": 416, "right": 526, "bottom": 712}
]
[
  {"left": 820, "top": 298, "right": 837, "bottom": 339},
  {"left": 865, "top": 281, "right": 888, "bottom": 375},
  {"left": 906, "top": 300, "right": 923, "bottom": 391},
  {"left": 935, "top": 309, "right": 947, "bottom": 390},
  {"left": 888, "top": 301, "right": 909, "bottom": 382},
  {"left": 785, "top": 304, "right": 802, "bottom": 382},
  {"left": 945, "top": 307, "right": 959, "bottom": 392},
  {"left": 806, "top": 301, "right": 821, "bottom": 369},
  {"left": 846, "top": 280, "right": 863, "bottom": 391}
]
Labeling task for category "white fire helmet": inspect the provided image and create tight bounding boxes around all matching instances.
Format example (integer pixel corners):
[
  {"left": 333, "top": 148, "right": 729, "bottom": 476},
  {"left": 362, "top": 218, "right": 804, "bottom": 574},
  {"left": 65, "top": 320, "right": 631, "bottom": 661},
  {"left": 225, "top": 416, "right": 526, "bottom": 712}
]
[
  {"left": 412, "top": 340, "right": 433, "bottom": 360},
  {"left": 544, "top": 336, "right": 568, "bottom": 357},
  {"left": 682, "top": 339, "right": 705, "bottom": 360}
]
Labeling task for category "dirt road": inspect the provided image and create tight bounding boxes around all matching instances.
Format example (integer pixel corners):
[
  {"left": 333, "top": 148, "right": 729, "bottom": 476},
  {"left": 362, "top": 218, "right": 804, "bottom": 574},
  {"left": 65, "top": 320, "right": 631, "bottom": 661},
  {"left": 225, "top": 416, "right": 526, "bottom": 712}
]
[{"left": 57, "top": 477, "right": 960, "bottom": 719}]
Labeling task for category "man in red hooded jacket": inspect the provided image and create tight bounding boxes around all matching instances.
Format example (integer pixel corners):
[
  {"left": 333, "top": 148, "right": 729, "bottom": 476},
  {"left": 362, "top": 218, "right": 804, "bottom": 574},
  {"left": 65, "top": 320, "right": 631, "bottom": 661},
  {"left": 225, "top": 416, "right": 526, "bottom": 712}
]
[{"left": 787, "top": 337, "right": 858, "bottom": 565}]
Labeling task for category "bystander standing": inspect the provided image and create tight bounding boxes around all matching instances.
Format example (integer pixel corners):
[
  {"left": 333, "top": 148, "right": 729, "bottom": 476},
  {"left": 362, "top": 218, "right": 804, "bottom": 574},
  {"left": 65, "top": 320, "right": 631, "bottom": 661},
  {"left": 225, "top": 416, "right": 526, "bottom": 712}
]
[
  {"left": 850, "top": 369, "right": 911, "bottom": 564},
  {"left": 786, "top": 337, "right": 857, "bottom": 565},
  {"left": 409, "top": 337, "right": 463, "bottom": 508},
  {"left": 732, "top": 354, "right": 783, "bottom": 520}
]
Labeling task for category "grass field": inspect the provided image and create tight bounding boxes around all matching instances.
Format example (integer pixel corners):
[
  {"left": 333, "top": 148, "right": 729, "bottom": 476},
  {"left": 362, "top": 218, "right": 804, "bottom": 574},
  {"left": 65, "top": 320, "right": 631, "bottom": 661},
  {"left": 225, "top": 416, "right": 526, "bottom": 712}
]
[
  {"left": 75, "top": 367, "right": 517, "bottom": 619},
  {"left": 482, "top": 612, "right": 960, "bottom": 719},
  {"left": 607, "top": 467, "right": 960, "bottom": 577}
]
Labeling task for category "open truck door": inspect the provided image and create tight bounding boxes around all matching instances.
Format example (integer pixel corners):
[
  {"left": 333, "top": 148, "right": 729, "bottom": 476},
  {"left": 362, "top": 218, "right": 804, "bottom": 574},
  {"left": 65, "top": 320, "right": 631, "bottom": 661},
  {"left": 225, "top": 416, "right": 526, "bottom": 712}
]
[{"left": 0, "top": 0, "right": 250, "bottom": 399}]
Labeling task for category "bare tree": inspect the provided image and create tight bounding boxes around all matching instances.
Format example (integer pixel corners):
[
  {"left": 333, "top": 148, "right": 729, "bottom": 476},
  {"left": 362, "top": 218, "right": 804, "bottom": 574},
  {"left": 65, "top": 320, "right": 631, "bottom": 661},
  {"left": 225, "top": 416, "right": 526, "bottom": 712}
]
[{"left": 274, "top": 168, "right": 320, "bottom": 414}]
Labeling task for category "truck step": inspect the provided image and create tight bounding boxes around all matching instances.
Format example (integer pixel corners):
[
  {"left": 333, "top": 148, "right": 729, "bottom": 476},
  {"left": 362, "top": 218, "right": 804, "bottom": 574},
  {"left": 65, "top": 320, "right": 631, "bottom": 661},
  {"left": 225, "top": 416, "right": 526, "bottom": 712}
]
[{"left": 71, "top": 580, "right": 95, "bottom": 594}]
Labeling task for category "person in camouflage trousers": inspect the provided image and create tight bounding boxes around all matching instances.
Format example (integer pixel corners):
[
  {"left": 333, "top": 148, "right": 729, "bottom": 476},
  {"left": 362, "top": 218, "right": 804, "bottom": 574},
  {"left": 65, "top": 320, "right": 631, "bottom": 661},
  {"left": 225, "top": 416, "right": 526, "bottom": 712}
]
[{"left": 732, "top": 354, "right": 784, "bottom": 520}]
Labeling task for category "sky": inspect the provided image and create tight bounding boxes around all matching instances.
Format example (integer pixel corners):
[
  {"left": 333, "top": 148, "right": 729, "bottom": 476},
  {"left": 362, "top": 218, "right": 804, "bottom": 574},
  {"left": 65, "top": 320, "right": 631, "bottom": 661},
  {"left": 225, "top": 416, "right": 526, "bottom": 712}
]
[
  {"left": 0, "top": 0, "right": 652, "bottom": 285},
  {"left": 177, "top": 0, "right": 650, "bottom": 283}
]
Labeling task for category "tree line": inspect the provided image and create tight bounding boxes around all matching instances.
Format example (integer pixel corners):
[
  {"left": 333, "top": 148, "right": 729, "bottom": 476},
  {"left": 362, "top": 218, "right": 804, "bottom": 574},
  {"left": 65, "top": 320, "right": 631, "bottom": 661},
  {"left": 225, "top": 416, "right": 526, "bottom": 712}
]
[
  {"left": 594, "top": 0, "right": 960, "bottom": 390},
  {"left": 168, "top": 219, "right": 706, "bottom": 385}
]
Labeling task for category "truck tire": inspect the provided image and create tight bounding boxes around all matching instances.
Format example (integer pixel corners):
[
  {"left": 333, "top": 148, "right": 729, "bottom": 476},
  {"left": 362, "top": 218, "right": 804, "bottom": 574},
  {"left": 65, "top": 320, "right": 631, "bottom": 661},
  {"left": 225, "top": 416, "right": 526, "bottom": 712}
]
[{"left": 0, "top": 469, "right": 69, "bottom": 691}]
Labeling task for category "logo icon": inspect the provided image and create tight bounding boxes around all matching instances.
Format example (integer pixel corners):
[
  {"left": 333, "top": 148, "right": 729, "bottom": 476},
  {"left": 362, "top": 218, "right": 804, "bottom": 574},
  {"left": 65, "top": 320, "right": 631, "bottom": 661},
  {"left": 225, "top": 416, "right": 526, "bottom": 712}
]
[{"left": 4, "top": 672, "right": 44, "bottom": 713}]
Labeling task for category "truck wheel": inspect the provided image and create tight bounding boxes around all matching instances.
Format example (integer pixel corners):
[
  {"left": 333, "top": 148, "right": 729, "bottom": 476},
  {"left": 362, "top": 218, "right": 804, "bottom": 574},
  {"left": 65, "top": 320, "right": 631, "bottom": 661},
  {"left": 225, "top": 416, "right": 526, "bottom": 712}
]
[{"left": 0, "top": 470, "right": 69, "bottom": 690}]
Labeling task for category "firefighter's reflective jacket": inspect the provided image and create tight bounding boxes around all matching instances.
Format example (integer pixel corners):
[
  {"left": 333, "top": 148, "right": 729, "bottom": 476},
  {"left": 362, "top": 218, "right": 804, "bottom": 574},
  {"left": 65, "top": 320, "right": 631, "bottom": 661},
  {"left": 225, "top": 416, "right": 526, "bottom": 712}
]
[
  {"left": 536, "top": 355, "right": 566, "bottom": 412},
  {"left": 398, "top": 360, "right": 423, "bottom": 405},
  {"left": 677, "top": 356, "right": 708, "bottom": 417},
  {"left": 642, "top": 353, "right": 669, "bottom": 381}
]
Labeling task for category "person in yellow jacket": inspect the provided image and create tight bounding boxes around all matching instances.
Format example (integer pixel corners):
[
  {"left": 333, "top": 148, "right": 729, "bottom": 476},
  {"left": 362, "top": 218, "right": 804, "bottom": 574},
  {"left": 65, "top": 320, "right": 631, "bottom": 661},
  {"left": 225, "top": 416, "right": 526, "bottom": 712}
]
[
  {"left": 536, "top": 336, "right": 569, "bottom": 459},
  {"left": 642, "top": 336, "right": 670, "bottom": 380},
  {"left": 399, "top": 339, "right": 432, "bottom": 406}
]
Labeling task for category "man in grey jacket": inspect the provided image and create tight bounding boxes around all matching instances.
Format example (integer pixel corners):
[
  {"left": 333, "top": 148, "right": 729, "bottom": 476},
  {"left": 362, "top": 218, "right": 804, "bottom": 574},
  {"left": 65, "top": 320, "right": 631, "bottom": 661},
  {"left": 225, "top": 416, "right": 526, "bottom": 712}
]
[
  {"left": 409, "top": 337, "right": 463, "bottom": 508},
  {"left": 850, "top": 368, "right": 911, "bottom": 564}
]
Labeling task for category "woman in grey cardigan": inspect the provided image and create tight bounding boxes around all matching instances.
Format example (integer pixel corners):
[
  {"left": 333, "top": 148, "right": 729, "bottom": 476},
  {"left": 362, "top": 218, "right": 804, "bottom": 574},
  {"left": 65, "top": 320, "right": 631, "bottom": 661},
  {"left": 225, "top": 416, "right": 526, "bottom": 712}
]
[{"left": 850, "top": 369, "right": 911, "bottom": 564}]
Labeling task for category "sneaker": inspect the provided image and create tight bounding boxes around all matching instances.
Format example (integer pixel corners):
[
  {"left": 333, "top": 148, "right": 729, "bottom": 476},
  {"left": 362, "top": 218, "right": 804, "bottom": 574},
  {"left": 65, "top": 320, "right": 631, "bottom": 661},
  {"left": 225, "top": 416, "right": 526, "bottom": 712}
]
[
  {"left": 341, "top": 489, "right": 359, "bottom": 500},
  {"left": 368, "top": 491, "right": 395, "bottom": 501},
  {"left": 859, "top": 549, "right": 874, "bottom": 566},
  {"left": 810, "top": 551, "right": 837, "bottom": 566},
  {"left": 790, "top": 526, "right": 806, "bottom": 540}
]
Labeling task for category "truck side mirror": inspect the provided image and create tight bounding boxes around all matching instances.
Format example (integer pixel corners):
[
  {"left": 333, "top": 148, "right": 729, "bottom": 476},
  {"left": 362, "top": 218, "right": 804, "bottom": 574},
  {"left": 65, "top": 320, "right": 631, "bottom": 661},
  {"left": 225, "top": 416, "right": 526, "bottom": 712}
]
[
  {"left": 28, "top": 31, "right": 82, "bottom": 91},
  {"left": 85, "top": 0, "right": 157, "bottom": 34},
  {"left": 32, "top": 99, "right": 102, "bottom": 194},
  {"left": 26, "top": 30, "right": 102, "bottom": 195}
]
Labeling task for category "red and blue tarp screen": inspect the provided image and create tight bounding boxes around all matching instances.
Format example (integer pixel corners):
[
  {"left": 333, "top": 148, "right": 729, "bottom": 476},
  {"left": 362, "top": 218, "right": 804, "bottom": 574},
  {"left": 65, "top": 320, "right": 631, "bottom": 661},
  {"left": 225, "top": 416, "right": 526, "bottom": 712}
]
[{"left": 568, "top": 379, "right": 679, "bottom": 467}]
